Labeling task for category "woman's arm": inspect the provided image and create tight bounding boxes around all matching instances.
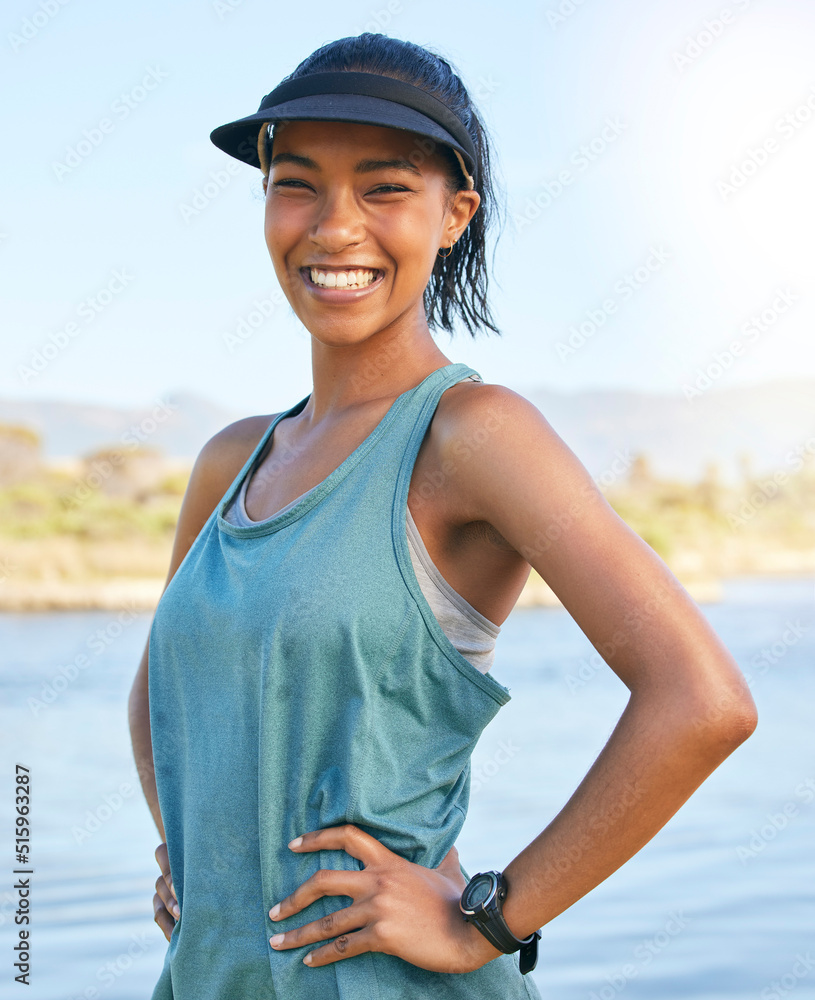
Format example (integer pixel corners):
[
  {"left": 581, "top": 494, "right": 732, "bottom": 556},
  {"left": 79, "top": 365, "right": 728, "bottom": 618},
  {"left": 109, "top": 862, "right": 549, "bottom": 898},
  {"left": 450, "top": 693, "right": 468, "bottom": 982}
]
[
  {"left": 128, "top": 423, "right": 255, "bottom": 833},
  {"left": 439, "top": 384, "right": 758, "bottom": 939},
  {"left": 266, "top": 384, "right": 756, "bottom": 970},
  {"left": 128, "top": 641, "right": 165, "bottom": 839},
  {"left": 127, "top": 413, "right": 279, "bottom": 939}
]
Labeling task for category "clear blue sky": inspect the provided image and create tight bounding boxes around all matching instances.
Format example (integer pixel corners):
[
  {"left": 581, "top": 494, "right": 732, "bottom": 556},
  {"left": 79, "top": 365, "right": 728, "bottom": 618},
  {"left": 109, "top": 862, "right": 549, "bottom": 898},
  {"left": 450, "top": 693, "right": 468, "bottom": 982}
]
[{"left": 2, "top": 0, "right": 814, "bottom": 415}]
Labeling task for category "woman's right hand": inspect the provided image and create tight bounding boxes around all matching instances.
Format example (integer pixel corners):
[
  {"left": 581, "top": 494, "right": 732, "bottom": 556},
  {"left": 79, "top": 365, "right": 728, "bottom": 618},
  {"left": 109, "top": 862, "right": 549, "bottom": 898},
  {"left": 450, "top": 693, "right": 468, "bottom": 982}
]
[{"left": 153, "top": 842, "right": 180, "bottom": 942}]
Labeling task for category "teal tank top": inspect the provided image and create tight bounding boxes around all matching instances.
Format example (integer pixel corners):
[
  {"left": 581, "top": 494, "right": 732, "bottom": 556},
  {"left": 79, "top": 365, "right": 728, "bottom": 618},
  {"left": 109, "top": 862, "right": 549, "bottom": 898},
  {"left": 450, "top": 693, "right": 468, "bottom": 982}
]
[{"left": 148, "top": 362, "right": 542, "bottom": 999}]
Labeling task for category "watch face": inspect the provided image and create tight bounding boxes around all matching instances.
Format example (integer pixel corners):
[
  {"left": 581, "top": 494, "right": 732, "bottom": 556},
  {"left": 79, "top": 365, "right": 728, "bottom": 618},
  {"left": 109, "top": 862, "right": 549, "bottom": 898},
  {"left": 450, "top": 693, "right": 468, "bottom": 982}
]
[{"left": 463, "top": 873, "right": 496, "bottom": 911}]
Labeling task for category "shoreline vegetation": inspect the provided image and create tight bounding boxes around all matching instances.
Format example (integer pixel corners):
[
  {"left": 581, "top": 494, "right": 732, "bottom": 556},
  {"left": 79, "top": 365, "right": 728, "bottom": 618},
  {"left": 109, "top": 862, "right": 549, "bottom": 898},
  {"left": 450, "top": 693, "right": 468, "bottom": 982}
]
[{"left": 0, "top": 442, "right": 813, "bottom": 612}]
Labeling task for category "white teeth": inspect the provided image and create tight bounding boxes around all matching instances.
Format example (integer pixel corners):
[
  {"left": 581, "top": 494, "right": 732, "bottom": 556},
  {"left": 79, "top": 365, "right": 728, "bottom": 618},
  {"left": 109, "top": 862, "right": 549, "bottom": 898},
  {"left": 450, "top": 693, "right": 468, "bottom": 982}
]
[{"left": 309, "top": 268, "right": 377, "bottom": 288}]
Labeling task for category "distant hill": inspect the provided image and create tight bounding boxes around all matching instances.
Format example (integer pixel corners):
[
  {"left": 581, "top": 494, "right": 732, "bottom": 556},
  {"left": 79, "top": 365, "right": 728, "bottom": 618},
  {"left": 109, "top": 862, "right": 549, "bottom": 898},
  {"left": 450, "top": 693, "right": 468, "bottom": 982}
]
[
  {"left": 1, "top": 379, "right": 812, "bottom": 483},
  {"left": 523, "top": 378, "right": 814, "bottom": 484},
  {"left": 0, "top": 391, "right": 238, "bottom": 463}
]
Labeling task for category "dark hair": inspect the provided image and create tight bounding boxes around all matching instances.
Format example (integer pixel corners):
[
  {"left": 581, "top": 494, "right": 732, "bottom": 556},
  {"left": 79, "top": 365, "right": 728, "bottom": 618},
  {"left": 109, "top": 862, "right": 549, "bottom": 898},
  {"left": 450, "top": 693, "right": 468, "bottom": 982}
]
[{"left": 265, "top": 33, "right": 503, "bottom": 338}]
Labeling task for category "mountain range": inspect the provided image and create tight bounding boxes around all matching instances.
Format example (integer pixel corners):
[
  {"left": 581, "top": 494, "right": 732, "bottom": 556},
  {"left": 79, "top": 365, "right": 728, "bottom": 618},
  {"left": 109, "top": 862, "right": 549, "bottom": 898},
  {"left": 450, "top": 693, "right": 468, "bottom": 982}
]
[{"left": 1, "top": 378, "right": 812, "bottom": 485}]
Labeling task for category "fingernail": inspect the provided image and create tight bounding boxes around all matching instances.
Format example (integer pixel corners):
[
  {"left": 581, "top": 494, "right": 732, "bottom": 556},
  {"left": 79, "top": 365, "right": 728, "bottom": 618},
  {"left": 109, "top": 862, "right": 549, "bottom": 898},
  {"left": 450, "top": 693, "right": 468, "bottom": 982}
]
[
  {"left": 269, "top": 903, "right": 280, "bottom": 919},
  {"left": 288, "top": 836, "right": 303, "bottom": 849},
  {"left": 270, "top": 934, "right": 284, "bottom": 948},
  {"left": 172, "top": 903, "right": 180, "bottom": 918},
  {"left": 303, "top": 952, "right": 313, "bottom": 965}
]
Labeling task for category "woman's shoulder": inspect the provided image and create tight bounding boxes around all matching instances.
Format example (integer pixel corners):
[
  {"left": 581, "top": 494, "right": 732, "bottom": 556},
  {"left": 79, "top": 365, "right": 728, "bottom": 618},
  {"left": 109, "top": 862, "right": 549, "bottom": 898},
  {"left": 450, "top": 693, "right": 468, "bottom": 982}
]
[
  {"left": 427, "top": 376, "right": 598, "bottom": 530},
  {"left": 187, "top": 413, "right": 277, "bottom": 499},
  {"left": 169, "top": 415, "right": 279, "bottom": 554},
  {"left": 201, "top": 413, "right": 280, "bottom": 468},
  {"left": 433, "top": 378, "right": 564, "bottom": 458},
  {"left": 160, "top": 414, "right": 281, "bottom": 583}
]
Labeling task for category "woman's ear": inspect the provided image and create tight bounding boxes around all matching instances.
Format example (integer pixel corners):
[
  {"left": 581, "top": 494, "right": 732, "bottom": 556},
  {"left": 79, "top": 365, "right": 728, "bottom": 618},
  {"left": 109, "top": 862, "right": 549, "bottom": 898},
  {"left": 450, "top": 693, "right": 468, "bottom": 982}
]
[
  {"left": 444, "top": 189, "right": 481, "bottom": 245},
  {"left": 262, "top": 174, "right": 269, "bottom": 196}
]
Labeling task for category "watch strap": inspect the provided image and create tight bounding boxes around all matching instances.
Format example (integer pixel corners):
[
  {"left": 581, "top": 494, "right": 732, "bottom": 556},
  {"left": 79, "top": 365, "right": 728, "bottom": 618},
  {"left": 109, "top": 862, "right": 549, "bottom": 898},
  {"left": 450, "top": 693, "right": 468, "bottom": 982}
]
[
  {"left": 518, "top": 930, "right": 541, "bottom": 975},
  {"left": 472, "top": 908, "right": 518, "bottom": 953},
  {"left": 462, "top": 871, "right": 541, "bottom": 975}
]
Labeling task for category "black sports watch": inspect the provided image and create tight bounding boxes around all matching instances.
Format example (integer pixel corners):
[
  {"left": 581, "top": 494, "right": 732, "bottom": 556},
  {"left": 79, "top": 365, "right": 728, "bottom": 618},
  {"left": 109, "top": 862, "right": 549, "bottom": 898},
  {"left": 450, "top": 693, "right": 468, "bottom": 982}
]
[{"left": 459, "top": 871, "right": 541, "bottom": 975}]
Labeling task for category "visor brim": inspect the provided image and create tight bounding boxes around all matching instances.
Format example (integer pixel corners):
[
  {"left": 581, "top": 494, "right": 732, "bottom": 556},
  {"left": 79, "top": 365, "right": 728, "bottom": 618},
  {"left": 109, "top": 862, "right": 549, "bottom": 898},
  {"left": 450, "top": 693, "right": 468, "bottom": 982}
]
[{"left": 209, "top": 93, "right": 477, "bottom": 178}]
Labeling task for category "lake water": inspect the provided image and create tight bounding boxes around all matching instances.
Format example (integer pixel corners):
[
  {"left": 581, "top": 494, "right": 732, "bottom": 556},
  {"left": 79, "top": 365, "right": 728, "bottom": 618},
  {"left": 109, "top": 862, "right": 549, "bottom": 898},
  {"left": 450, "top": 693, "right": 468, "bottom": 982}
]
[{"left": 1, "top": 576, "right": 812, "bottom": 1000}]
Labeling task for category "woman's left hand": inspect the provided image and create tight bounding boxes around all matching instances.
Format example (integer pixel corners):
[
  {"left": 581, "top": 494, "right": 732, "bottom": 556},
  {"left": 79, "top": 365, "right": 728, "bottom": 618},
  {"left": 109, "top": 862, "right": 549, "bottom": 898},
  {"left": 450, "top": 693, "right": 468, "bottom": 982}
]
[{"left": 268, "top": 824, "right": 502, "bottom": 973}]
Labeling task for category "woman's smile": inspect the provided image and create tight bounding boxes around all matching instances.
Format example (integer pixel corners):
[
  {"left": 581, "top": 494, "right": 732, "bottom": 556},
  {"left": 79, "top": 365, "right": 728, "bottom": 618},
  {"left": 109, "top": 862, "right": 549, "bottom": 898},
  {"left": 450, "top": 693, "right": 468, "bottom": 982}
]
[{"left": 301, "top": 264, "right": 385, "bottom": 298}]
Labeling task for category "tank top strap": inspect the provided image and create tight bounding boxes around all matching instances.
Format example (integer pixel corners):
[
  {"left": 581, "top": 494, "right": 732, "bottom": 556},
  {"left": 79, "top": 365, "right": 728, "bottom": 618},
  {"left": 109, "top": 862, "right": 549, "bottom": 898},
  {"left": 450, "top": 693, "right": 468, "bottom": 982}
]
[
  {"left": 381, "top": 360, "right": 482, "bottom": 500},
  {"left": 217, "top": 392, "right": 311, "bottom": 521}
]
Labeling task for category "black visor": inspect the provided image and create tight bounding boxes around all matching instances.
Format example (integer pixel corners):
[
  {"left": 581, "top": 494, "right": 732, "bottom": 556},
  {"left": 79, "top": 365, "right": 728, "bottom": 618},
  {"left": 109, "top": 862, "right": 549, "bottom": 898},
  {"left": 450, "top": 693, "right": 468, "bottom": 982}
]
[{"left": 210, "top": 71, "right": 477, "bottom": 187}]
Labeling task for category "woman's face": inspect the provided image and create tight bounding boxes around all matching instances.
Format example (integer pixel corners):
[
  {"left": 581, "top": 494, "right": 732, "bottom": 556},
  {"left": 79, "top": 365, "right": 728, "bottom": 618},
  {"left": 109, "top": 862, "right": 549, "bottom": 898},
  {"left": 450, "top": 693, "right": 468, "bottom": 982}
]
[{"left": 262, "top": 119, "right": 480, "bottom": 349}]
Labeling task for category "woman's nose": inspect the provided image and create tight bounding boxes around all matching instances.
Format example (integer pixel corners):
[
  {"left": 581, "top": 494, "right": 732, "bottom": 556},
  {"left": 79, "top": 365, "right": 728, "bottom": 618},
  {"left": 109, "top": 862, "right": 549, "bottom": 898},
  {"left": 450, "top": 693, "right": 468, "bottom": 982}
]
[{"left": 309, "top": 188, "right": 365, "bottom": 253}]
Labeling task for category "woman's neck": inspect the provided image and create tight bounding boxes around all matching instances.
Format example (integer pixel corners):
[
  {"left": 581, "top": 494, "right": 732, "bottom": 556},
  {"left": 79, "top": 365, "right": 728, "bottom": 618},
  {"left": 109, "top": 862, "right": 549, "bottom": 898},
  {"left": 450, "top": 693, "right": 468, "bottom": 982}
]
[{"left": 301, "top": 327, "right": 452, "bottom": 426}]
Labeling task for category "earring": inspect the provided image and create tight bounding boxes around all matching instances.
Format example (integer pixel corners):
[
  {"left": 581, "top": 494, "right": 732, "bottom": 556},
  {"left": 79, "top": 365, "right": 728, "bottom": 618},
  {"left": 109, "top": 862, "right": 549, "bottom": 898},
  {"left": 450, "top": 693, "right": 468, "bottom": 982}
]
[{"left": 438, "top": 238, "right": 457, "bottom": 258}]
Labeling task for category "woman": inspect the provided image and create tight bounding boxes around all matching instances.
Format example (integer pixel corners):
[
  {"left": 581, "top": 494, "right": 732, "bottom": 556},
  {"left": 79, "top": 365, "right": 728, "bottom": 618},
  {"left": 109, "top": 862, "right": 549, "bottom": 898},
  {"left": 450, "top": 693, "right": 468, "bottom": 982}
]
[{"left": 129, "top": 33, "right": 757, "bottom": 999}]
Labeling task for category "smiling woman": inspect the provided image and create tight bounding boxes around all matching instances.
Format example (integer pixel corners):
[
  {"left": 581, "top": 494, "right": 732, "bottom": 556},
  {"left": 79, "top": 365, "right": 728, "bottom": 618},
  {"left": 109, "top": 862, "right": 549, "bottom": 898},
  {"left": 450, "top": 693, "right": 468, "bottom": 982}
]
[{"left": 128, "top": 31, "right": 757, "bottom": 1000}]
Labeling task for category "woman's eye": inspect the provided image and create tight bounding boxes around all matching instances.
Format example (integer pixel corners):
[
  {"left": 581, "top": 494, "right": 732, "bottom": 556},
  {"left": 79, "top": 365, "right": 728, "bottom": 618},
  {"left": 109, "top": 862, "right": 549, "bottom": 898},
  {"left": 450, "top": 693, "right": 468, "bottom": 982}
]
[
  {"left": 272, "top": 179, "right": 311, "bottom": 189},
  {"left": 270, "top": 180, "right": 409, "bottom": 195}
]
